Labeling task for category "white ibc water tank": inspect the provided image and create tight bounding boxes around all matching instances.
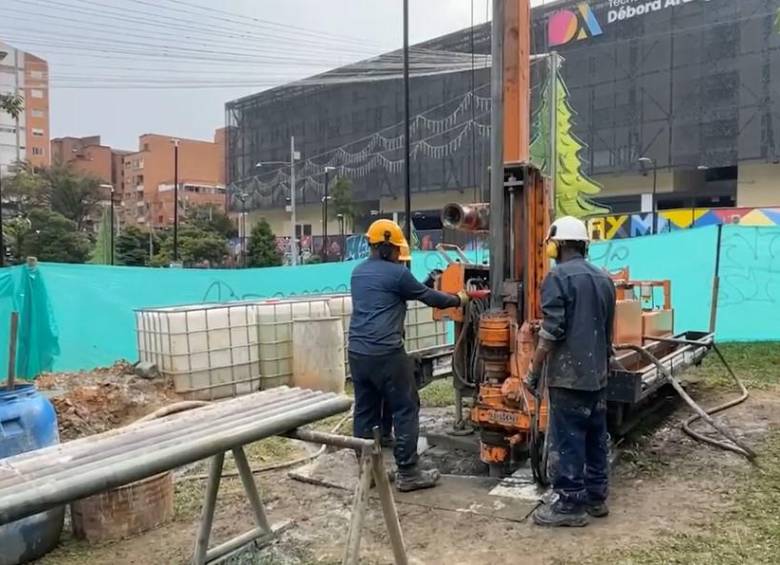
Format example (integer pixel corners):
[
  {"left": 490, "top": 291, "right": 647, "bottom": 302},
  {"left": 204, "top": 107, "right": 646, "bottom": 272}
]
[
  {"left": 324, "top": 294, "right": 448, "bottom": 360},
  {"left": 404, "top": 300, "right": 448, "bottom": 352},
  {"left": 326, "top": 294, "right": 352, "bottom": 374},
  {"left": 292, "top": 317, "right": 345, "bottom": 394},
  {"left": 135, "top": 302, "right": 262, "bottom": 400},
  {"left": 256, "top": 298, "right": 332, "bottom": 389}
]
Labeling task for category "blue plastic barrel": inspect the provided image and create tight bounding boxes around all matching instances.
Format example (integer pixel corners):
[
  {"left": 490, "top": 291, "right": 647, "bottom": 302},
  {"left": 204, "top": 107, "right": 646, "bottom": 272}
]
[{"left": 0, "top": 383, "right": 64, "bottom": 565}]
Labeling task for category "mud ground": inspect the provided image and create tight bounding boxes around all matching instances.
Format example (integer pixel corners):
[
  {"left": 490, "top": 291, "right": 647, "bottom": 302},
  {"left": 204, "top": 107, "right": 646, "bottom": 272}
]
[{"left": 36, "top": 382, "right": 780, "bottom": 565}]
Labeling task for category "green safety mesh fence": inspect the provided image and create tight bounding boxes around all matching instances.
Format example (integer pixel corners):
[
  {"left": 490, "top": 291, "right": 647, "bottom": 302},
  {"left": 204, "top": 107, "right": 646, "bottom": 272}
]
[{"left": 0, "top": 225, "right": 777, "bottom": 379}]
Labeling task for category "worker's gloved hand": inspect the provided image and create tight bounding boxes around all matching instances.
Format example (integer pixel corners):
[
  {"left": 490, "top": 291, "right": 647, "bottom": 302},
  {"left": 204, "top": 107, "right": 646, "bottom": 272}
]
[
  {"left": 525, "top": 367, "right": 542, "bottom": 398},
  {"left": 466, "top": 289, "right": 491, "bottom": 300},
  {"left": 456, "top": 290, "right": 470, "bottom": 307},
  {"left": 423, "top": 269, "right": 443, "bottom": 289}
]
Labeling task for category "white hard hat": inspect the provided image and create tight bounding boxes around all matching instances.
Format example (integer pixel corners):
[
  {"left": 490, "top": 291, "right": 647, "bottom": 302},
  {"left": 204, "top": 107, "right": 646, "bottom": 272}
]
[{"left": 548, "top": 216, "right": 590, "bottom": 242}]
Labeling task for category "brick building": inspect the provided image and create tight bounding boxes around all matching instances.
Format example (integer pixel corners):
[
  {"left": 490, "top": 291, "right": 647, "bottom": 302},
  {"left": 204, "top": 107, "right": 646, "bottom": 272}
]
[
  {"left": 122, "top": 130, "right": 226, "bottom": 227},
  {"left": 0, "top": 40, "right": 50, "bottom": 175},
  {"left": 51, "top": 135, "right": 130, "bottom": 190}
]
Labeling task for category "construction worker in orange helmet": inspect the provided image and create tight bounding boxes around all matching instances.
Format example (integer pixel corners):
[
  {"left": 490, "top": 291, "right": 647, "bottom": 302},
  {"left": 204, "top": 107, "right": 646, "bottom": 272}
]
[{"left": 349, "top": 218, "right": 468, "bottom": 492}]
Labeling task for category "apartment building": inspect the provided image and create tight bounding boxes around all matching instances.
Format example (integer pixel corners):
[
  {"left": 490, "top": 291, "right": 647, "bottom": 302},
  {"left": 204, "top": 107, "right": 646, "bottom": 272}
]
[
  {"left": 51, "top": 135, "right": 130, "bottom": 186},
  {"left": 0, "top": 39, "right": 50, "bottom": 175},
  {"left": 122, "top": 130, "right": 226, "bottom": 227}
]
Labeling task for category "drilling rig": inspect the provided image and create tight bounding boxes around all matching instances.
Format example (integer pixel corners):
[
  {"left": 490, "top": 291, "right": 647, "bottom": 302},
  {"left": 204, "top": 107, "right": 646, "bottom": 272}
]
[{"left": 429, "top": 0, "right": 714, "bottom": 481}]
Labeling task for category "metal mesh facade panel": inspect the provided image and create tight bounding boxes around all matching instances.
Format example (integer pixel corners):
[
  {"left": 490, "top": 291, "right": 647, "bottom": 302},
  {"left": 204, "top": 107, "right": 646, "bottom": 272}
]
[{"left": 227, "top": 0, "right": 780, "bottom": 212}]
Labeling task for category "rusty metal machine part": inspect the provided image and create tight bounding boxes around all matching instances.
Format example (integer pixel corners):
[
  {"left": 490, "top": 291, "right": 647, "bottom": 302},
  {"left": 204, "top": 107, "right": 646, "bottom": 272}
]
[
  {"left": 428, "top": 0, "right": 713, "bottom": 481},
  {"left": 441, "top": 203, "right": 490, "bottom": 232}
]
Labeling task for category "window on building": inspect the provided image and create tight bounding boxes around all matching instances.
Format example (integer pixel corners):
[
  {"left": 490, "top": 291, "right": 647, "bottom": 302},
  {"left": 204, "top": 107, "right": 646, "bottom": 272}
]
[
  {"left": 32, "top": 128, "right": 44, "bottom": 137},
  {"left": 136, "top": 175, "right": 144, "bottom": 184},
  {"left": 0, "top": 126, "right": 15, "bottom": 134},
  {"left": 31, "top": 89, "right": 43, "bottom": 99},
  {"left": 31, "top": 109, "right": 45, "bottom": 118},
  {"left": 295, "top": 224, "right": 312, "bottom": 238},
  {"left": 30, "top": 70, "right": 43, "bottom": 79},
  {"left": 31, "top": 147, "right": 44, "bottom": 156}
]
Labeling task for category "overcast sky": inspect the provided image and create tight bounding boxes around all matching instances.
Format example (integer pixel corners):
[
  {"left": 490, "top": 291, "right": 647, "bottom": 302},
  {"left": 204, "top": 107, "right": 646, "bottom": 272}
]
[{"left": 2, "top": 0, "right": 551, "bottom": 150}]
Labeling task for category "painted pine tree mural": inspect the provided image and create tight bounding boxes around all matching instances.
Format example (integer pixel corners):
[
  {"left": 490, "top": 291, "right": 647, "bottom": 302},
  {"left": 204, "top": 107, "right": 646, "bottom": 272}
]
[{"left": 530, "top": 63, "right": 608, "bottom": 218}]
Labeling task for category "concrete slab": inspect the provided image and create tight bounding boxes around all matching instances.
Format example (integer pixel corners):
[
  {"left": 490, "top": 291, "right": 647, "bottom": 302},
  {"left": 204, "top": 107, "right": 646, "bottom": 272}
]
[
  {"left": 289, "top": 450, "right": 359, "bottom": 491},
  {"left": 391, "top": 475, "right": 537, "bottom": 522},
  {"left": 289, "top": 450, "right": 539, "bottom": 523}
]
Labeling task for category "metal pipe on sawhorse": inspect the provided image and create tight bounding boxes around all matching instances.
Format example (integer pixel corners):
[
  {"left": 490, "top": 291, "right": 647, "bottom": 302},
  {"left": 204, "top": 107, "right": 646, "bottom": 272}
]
[
  {"left": 286, "top": 427, "right": 408, "bottom": 565},
  {"left": 0, "top": 387, "right": 409, "bottom": 565}
]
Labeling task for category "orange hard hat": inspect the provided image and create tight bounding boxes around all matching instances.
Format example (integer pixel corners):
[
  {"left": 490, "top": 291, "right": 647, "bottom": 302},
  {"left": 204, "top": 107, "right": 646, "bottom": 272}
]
[{"left": 366, "top": 219, "right": 406, "bottom": 247}]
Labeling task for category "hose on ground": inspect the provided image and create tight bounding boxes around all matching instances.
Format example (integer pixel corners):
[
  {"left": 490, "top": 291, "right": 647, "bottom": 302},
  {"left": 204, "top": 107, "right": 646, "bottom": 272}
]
[
  {"left": 134, "top": 400, "right": 353, "bottom": 482},
  {"left": 614, "top": 342, "right": 756, "bottom": 461}
]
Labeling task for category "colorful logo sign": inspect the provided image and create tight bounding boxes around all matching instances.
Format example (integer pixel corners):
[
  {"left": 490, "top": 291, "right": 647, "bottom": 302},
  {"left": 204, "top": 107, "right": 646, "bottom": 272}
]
[{"left": 548, "top": 3, "right": 603, "bottom": 47}]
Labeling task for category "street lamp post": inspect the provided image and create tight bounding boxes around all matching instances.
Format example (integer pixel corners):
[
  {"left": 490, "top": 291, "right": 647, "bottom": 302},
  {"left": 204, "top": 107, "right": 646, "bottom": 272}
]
[
  {"left": 255, "top": 140, "right": 300, "bottom": 266},
  {"left": 172, "top": 138, "right": 180, "bottom": 263},
  {"left": 110, "top": 186, "right": 115, "bottom": 265},
  {"left": 336, "top": 213, "right": 345, "bottom": 261},
  {"left": 638, "top": 157, "right": 657, "bottom": 234},
  {"left": 321, "top": 166, "right": 335, "bottom": 261},
  {"left": 288, "top": 137, "right": 301, "bottom": 266},
  {"left": 236, "top": 191, "right": 248, "bottom": 268}
]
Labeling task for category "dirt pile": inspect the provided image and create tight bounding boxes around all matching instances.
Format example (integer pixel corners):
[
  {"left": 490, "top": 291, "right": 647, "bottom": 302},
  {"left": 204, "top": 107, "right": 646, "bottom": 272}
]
[{"left": 36, "top": 361, "right": 180, "bottom": 440}]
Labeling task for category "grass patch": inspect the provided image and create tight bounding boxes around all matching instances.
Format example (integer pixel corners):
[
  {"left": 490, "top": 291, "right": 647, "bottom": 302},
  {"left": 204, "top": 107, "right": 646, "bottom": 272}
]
[
  {"left": 419, "top": 378, "right": 456, "bottom": 408},
  {"left": 173, "top": 437, "right": 302, "bottom": 520},
  {"left": 688, "top": 342, "right": 780, "bottom": 390},
  {"left": 584, "top": 432, "right": 780, "bottom": 565}
]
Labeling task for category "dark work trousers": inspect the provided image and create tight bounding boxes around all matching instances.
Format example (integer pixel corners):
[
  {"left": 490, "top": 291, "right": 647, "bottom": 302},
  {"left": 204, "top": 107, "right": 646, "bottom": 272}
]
[
  {"left": 548, "top": 386, "right": 609, "bottom": 512},
  {"left": 349, "top": 349, "right": 420, "bottom": 468},
  {"left": 380, "top": 399, "right": 393, "bottom": 440}
]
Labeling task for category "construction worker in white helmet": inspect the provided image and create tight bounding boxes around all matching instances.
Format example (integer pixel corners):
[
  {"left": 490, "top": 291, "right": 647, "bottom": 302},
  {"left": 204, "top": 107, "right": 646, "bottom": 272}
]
[
  {"left": 349, "top": 219, "right": 468, "bottom": 492},
  {"left": 526, "top": 216, "right": 616, "bottom": 527}
]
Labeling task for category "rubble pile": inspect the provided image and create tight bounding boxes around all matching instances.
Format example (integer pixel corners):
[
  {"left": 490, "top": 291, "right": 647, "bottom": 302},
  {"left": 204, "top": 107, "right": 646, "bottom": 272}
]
[{"left": 36, "top": 361, "right": 179, "bottom": 440}]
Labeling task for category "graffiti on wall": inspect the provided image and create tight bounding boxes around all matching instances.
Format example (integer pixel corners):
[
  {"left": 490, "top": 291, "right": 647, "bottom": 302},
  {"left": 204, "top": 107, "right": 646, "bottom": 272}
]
[
  {"left": 588, "top": 208, "right": 780, "bottom": 240},
  {"left": 719, "top": 226, "right": 780, "bottom": 309}
]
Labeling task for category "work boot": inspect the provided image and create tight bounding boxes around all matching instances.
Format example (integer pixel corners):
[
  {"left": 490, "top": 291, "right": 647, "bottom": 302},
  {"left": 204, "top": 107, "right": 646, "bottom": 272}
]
[
  {"left": 395, "top": 465, "right": 440, "bottom": 492},
  {"left": 532, "top": 502, "right": 589, "bottom": 528},
  {"left": 585, "top": 500, "right": 609, "bottom": 518}
]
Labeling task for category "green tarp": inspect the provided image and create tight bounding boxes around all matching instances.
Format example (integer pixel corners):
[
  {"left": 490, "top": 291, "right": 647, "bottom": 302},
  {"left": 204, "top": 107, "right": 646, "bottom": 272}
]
[{"left": 0, "top": 225, "right": 777, "bottom": 378}]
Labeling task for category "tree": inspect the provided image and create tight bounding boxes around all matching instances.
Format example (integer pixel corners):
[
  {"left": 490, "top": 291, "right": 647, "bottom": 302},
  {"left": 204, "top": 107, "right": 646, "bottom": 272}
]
[
  {"left": 530, "top": 65, "right": 608, "bottom": 218},
  {"left": 0, "top": 94, "right": 23, "bottom": 119},
  {"left": 42, "top": 163, "right": 103, "bottom": 231},
  {"left": 2, "top": 170, "right": 48, "bottom": 216},
  {"left": 116, "top": 225, "right": 156, "bottom": 266},
  {"left": 246, "top": 219, "right": 281, "bottom": 268},
  {"left": 155, "top": 225, "right": 226, "bottom": 267},
  {"left": 4, "top": 216, "right": 32, "bottom": 264},
  {"left": 22, "top": 209, "right": 90, "bottom": 263},
  {"left": 330, "top": 176, "right": 357, "bottom": 231},
  {"left": 187, "top": 204, "right": 238, "bottom": 239}
]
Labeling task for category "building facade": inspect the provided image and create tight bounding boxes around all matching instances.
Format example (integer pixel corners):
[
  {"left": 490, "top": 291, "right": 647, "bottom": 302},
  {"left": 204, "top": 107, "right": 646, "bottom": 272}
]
[
  {"left": 226, "top": 0, "right": 780, "bottom": 239},
  {"left": 51, "top": 135, "right": 130, "bottom": 188},
  {"left": 0, "top": 40, "right": 50, "bottom": 176},
  {"left": 121, "top": 131, "right": 226, "bottom": 228}
]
